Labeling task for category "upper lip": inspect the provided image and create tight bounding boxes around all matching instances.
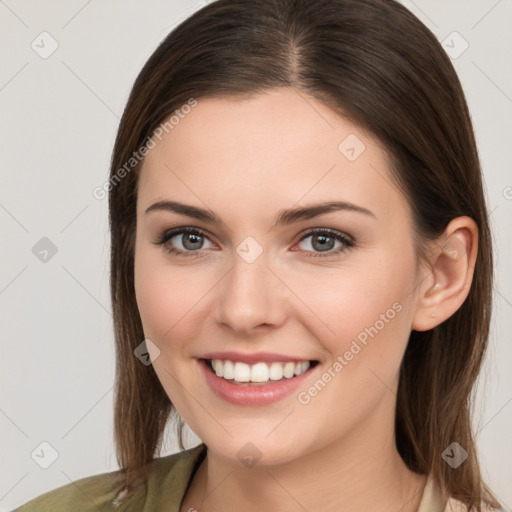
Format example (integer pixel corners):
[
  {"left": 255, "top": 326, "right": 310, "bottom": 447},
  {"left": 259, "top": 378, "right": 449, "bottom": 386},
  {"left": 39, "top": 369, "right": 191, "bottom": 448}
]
[{"left": 200, "top": 351, "right": 315, "bottom": 365}]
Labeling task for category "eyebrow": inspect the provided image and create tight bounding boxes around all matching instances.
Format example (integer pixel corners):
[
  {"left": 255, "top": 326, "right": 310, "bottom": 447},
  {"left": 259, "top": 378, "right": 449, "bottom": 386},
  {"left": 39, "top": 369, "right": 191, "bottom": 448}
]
[{"left": 145, "top": 200, "right": 375, "bottom": 226}]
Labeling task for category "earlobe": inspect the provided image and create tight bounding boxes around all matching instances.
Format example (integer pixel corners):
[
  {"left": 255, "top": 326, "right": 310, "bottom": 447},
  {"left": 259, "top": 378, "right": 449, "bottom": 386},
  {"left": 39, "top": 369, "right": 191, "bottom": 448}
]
[{"left": 412, "top": 217, "right": 478, "bottom": 332}]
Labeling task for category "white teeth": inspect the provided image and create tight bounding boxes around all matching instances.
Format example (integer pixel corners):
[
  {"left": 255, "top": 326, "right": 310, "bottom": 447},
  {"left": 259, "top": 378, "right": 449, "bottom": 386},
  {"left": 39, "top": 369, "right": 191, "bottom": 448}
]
[
  {"left": 295, "top": 362, "right": 310, "bottom": 375},
  {"left": 210, "top": 359, "right": 311, "bottom": 383},
  {"left": 269, "top": 362, "right": 284, "bottom": 380},
  {"left": 250, "top": 362, "right": 269, "bottom": 382},
  {"left": 233, "top": 362, "right": 251, "bottom": 382},
  {"left": 213, "top": 359, "right": 223, "bottom": 377},
  {"left": 223, "top": 360, "right": 234, "bottom": 380},
  {"left": 283, "top": 362, "right": 295, "bottom": 378}
]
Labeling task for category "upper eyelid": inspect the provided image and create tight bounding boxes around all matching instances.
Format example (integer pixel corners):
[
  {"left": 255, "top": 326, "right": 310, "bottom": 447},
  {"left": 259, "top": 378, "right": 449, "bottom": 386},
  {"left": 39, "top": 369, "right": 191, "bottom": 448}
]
[{"left": 159, "top": 226, "right": 217, "bottom": 245}]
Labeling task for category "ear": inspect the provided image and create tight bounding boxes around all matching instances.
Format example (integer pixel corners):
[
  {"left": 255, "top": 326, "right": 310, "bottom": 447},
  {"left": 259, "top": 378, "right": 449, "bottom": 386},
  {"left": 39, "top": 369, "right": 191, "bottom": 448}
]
[{"left": 412, "top": 216, "right": 478, "bottom": 332}]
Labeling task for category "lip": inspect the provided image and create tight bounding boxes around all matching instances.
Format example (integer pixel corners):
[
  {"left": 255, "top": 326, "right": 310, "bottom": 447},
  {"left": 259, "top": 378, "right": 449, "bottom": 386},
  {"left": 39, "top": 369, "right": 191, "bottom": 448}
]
[
  {"left": 198, "top": 358, "right": 318, "bottom": 406},
  {"left": 200, "top": 351, "right": 312, "bottom": 365}
]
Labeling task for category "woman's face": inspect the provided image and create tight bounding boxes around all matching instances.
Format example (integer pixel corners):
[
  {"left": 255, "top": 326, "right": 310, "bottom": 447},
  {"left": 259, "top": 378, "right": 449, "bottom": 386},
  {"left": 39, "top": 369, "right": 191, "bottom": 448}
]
[{"left": 134, "top": 87, "right": 424, "bottom": 465}]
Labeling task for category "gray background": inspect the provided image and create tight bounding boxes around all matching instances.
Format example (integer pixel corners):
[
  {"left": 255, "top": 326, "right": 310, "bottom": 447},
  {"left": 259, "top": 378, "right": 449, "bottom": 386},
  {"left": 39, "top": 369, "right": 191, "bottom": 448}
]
[{"left": 1, "top": 0, "right": 511, "bottom": 510}]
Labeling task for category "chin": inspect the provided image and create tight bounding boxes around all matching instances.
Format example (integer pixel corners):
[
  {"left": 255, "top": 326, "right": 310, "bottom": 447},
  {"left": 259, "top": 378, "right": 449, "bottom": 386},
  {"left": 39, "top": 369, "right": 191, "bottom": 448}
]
[{"left": 200, "top": 429, "right": 316, "bottom": 468}]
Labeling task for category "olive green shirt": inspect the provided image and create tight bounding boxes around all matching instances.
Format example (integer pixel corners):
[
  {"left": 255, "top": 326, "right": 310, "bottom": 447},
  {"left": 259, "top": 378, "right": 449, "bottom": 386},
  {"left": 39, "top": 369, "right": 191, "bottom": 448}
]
[{"left": 13, "top": 443, "right": 458, "bottom": 511}]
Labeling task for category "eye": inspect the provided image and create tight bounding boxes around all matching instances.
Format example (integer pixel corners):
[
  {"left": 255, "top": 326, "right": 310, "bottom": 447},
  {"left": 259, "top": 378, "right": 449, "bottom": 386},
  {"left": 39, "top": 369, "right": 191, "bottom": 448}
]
[
  {"left": 153, "top": 227, "right": 215, "bottom": 257},
  {"left": 294, "top": 228, "right": 355, "bottom": 258},
  {"left": 153, "top": 226, "right": 355, "bottom": 259}
]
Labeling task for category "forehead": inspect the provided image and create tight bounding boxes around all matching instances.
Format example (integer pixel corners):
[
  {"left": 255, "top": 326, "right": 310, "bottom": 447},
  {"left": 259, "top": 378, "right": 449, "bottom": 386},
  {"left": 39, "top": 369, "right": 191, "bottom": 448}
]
[{"left": 137, "top": 88, "right": 408, "bottom": 226}]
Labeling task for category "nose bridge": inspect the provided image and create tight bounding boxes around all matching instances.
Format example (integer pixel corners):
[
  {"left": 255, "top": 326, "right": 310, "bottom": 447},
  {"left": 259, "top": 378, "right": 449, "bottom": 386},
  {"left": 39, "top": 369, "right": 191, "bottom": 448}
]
[{"left": 214, "top": 238, "right": 286, "bottom": 333}]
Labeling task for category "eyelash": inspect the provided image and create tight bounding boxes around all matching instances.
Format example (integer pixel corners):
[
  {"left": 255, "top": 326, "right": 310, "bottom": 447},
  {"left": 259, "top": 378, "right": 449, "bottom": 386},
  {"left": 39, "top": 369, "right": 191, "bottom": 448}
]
[{"left": 153, "top": 226, "right": 355, "bottom": 259}]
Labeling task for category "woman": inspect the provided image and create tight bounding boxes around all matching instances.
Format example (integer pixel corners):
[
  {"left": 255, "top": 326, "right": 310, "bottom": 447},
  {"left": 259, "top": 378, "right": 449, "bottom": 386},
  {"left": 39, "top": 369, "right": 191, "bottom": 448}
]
[{"left": 14, "top": 0, "right": 504, "bottom": 510}]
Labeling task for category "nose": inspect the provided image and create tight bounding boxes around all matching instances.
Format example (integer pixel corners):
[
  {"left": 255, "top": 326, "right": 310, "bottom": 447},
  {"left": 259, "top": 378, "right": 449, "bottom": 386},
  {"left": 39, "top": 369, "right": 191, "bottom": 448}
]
[{"left": 213, "top": 248, "right": 289, "bottom": 336}]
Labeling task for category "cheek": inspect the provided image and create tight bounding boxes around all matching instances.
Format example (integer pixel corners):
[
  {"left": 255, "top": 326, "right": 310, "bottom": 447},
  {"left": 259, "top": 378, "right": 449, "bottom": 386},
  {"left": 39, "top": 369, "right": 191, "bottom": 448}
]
[
  {"left": 342, "top": 275, "right": 416, "bottom": 403},
  {"left": 134, "top": 249, "right": 218, "bottom": 347},
  {"left": 134, "top": 261, "right": 170, "bottom": 338},
  {"left": 291, "top": 264, "right": 415, "bottom": 433},
  {"left": 286, "top": 256, "right": 415, "bottom": 357},
  {"left": 134, "top": 247, "right": 184, "bottom": 340}
]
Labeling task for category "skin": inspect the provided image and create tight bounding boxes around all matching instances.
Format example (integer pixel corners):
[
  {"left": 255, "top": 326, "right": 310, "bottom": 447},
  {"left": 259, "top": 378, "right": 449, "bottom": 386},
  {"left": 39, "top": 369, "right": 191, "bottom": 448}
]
[{"left": 133, "top": 87, "right": 477, "bottom": 512}]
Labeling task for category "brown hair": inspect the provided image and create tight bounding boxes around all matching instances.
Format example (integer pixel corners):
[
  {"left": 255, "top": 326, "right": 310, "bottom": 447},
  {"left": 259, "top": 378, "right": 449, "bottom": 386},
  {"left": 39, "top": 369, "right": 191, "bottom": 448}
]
[{"left": 108, "top": 0, "right": 501, "bottom": 509}]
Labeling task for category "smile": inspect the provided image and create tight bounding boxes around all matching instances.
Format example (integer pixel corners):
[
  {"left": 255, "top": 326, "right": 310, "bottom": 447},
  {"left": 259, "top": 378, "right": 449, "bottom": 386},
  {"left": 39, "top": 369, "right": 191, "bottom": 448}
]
[
  {"left": 209, "top": 359, "right": 314, "bottom": 383},
  {"left": 198, "top": 357, "right": 320, "bottom": 406}
]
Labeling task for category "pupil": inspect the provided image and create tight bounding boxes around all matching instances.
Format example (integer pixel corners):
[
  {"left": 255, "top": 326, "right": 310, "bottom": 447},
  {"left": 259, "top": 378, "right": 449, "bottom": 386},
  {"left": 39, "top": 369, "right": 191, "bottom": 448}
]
[
  {"left": 184, "top": 233, "right": 203, "bottom": 250},
  {"left": 313, "top": 234, "right": 334, "bottom": 252}
]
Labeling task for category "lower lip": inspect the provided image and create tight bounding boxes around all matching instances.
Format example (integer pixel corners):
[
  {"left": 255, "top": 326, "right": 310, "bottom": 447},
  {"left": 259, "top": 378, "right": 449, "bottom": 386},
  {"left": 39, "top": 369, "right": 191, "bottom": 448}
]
[{"left": 199, "top": 359, "right": 316, "bottom": 406}]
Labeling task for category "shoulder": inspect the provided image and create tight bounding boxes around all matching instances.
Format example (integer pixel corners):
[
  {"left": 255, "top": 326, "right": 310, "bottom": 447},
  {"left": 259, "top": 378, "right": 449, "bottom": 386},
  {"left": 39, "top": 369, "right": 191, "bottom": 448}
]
[
  {"left": 11, "top": 466, "right": 127, "bottom": 512},
  {"left": 420, "top": 474, "right": 498, "bottom": 512},
  {"left": 12, "top": 444, "right": 207, "bottom": 512},
  {"left": 443, "top": 497, "right": 469, "bottom": 511},
  {"left": 443, "top": 497, "right": 502, "bottom": 512}
]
